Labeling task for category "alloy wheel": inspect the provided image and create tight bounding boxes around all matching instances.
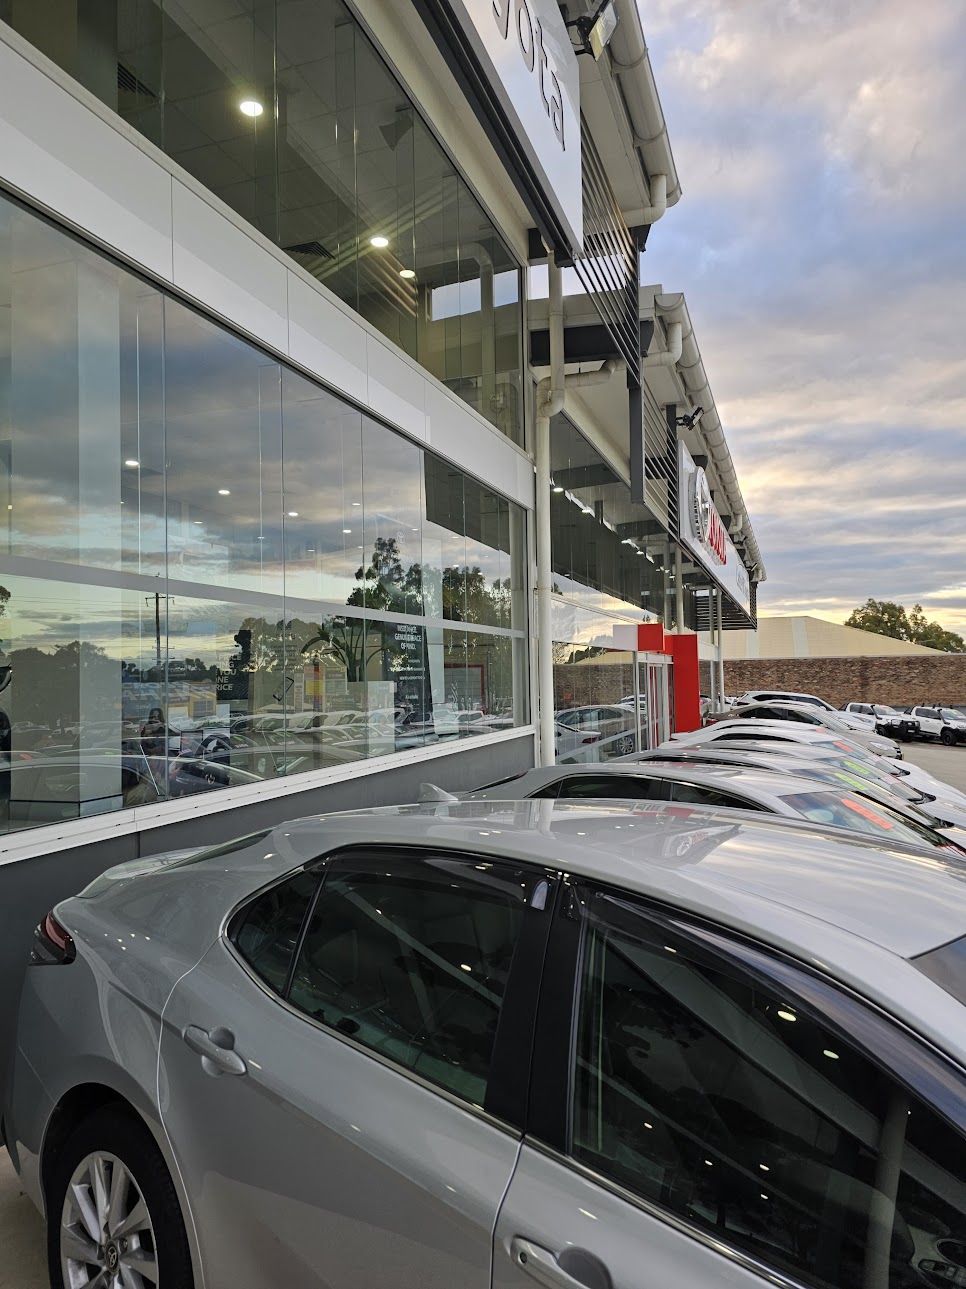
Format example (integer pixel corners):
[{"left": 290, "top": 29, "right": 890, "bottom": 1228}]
[{"left": 60, "top": 1150, "right": 158, "bottom": 1288}]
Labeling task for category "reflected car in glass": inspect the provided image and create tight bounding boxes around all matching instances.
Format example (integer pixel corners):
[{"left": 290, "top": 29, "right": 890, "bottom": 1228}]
[{"left": 8, "top": 803, "right": 966, "bottom": 1289}]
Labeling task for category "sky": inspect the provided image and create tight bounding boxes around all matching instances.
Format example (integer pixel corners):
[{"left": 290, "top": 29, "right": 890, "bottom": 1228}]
[{"left": 639, "top": 0, "right": 966, "bottom": 631}]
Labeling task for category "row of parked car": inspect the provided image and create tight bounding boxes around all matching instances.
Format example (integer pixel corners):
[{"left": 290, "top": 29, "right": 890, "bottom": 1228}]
[
  {"left": 731, "top": 688, "right": 966, "bottom": 745},
  {"left": 8, "top": 686, "right": 966, "bottom": 1289}
]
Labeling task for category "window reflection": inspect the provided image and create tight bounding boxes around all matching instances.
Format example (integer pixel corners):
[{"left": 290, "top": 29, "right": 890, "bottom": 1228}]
[
  {"left": 0, "top": 0, "right": 524, "bottom": 441},
  {"left": 0, "top": 187, "right": 527, "bottom": 834}
]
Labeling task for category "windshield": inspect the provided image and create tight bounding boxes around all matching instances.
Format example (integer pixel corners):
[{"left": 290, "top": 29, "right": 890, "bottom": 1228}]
[
  {"left": 941, "top": 709, "right": 964, "bottom": 722},
  {"left": 872, "top": 705, "right": 900, "bottom": 716},
  {"left": 777, "top": 790, "right": 956, "bottom": 851}
]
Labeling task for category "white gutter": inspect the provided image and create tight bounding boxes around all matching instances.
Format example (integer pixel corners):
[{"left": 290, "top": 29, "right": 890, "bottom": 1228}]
[
  {"left": 653, "top": 292, "right": 766, "bottom": 583},
  {"left": 535, "top": 259, "right": 623, "bottom": 766},
  {"left": 607, "top": 0, "right": 682, "bottom": 220}
]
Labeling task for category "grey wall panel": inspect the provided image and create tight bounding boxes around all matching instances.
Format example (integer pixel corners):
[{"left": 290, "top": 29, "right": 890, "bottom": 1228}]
[{"left": 0, "top": 733, "right": 535, "bottom": 1121}]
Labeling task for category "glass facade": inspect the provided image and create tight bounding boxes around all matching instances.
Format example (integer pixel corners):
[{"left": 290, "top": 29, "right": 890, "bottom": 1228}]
[
  {"left": 0, "top": 0, "right": 524, "bottom": 441},
  {"left": 0, "top": 189, "right": 527, "bottom": 834},
  {"left": 550, "top": 414, "right": 668, "bottom": 622}
]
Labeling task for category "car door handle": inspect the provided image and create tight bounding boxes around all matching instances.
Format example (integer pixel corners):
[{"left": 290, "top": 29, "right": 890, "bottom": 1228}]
[
  {"left": 511, "top": 1238, "right": 612, "bottom": 1289},
  {"left": 182, "top": 1025, "right": 247, "bottom": 1077}
]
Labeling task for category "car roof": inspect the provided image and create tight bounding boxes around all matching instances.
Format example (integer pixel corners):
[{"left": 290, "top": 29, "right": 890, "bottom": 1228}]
[
  {"left": 479, "top": 761, "right": 841, "bottom": 798},
  {"left": 246, "top": 802, "right": 966, "bottom": 963}
]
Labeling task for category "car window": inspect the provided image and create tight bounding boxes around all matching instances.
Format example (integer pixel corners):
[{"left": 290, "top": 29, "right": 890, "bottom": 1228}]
[
  {"left": 555, "top": 775, "right": 659, "bottom": 801},
  {"left": 571, "top": 893, "right": 966, "bottom": 1289},
  {"left": 667, "top": 781, "right": 764, "bottom": 810},
  {"left": 287, "top": 854, "right": 529, "bottom": 1105},
  {"left": 232, "top": 871, "right": 320, "bottom": 993},
  {"left": 778, "top": 791, "right": 953, "bottom": 851}
]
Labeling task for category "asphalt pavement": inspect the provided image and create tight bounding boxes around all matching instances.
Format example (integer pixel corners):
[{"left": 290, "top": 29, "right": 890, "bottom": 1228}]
[{"left": 2, "top": 737, "right": 965, "bottom": 1287}]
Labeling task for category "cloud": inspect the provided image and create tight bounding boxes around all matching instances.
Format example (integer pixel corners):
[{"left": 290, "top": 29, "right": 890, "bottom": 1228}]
[{"left": 642, "top": 0, "right": 966, "bottom": 632}]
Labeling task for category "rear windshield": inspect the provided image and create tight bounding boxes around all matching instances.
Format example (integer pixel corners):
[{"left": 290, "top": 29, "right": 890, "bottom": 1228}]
[{"left": 913, "top": 936, "right": 966, "bottom": 1008}]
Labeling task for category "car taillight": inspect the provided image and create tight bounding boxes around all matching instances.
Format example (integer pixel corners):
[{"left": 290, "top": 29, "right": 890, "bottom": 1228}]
[{"left": 30, "top": 912, "right": 76, "bottom": 965}]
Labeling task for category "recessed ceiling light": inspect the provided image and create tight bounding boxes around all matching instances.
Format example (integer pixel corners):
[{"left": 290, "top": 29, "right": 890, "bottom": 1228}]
[
  {"left": 124, "top": 459, "right": 140, "bottom": 467},
  {"left": 351, "top": 502, "right": 361, "bottom": 507},
  {"left": 343, "top": 528, "right": 351, "bottom": 534},
  {"left": 399, "top": 268, "right": 416, "bottom": 279},
  {"left": 193, "top": 520, "right": 203, "bottom": 524},
  {"left": 218, "top": 489, "right": 230, "bottom": 496},
  {"left": 553, "top": 485, "right": 564, "bottom": 493},
  {"left": 777, "top": 1009, "right": 797, "bottom": 1022},
  {"left": 288, "top": 511, "right": 299, "bottom": 517},
  {"left": 370, "top": 235, "right": 389, "bottom": 248},
  {"left": 240, "top": 99, "right": 263, "bottom": 117}
]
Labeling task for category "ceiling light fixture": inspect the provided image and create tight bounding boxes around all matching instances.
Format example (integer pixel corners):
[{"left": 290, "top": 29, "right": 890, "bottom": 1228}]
[
  {"left": 399, "top": 268, "right": 416, "bottom": 279},
  {"left": 370, "top": 235, "right": 389, "bottom": 248},
  {"left": 343, "top": 528, "right": 351, "bottom": 534},
  {"left": 288, "top": 511, "right": 299, "bottom": 517},
  {"left": 124, "top": 459, "right": 140, "bottom": 468},
  {"left": 240, "top": 99, "right": 263, "bottom": 117},
  {"left": 218, "top": 489, "right": 230, "bottom": 496}
]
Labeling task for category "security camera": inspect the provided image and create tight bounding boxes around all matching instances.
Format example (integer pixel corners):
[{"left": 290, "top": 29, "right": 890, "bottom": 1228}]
[{"left": 675, "top": 406, "right": 705, "bottom": 430}]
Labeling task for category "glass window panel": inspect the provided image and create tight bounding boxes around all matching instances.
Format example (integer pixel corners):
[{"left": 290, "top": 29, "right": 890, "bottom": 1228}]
[
  {"left": 162, "top": 595, "right": 285, "bottom": 801},
  {"left": 0, "top": 198, "right": 165, "bottom": 574},
  {"left": 288, "top": 854, "right": 528, "bottom": 1103},
  {"left": 163, "top": 298, "right": 283, "bottom": 596},
  {"left": 0, "top": 185, "right": 526, "bottom": 833},
  {"left": 161, "top": 0, "right": 278, "bottom": 242},
  {"left": 281, "top": 368, "right": 363, "bottom": 605},
  {"left": 361, "top": 417, "right": 422, "bottom": 616},
  {"left": 422, "top": 456, "right": 466, "bottom": 621},
  {"left": 0, "top": 0, "right": 524, "bottom": 436},
  {"left": 0, "top": 573, "right": 167, "bottom": 832}
]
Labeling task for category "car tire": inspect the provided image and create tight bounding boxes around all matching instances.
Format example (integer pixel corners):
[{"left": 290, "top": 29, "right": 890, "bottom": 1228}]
[
  {"left": 900, "top": 730, "right": 914, "bottom": 743},
  {"left": 612, "top": 735, "right": 635, "bottom": 757},
  {"left": 941, "top": 728, "right": 955, "bottom": 746},
  {"left": 46, "top": 1105, "right": 194, "bottom": 1289}
]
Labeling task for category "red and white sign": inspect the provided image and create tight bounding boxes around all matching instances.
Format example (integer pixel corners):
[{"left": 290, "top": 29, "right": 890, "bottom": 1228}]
[{"left": 678, "top": 443, "right": 752, "bottom": 615}]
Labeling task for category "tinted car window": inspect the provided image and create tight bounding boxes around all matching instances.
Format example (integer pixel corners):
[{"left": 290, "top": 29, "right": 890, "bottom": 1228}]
[
  {"left": 288, "top": 855, "right": 528, "bottom": 1105},
  {"left": 555, "top": 775, "right": 659, "bottom": 801},
  {"left": 667, "top": 781, "right": 764, "bottom": 810},
  {"left": 572, "top": 893, "right": 966, "bottom": 1289},
  {"left": 232, "top": 871, "right": 319, "bottom": 993}
]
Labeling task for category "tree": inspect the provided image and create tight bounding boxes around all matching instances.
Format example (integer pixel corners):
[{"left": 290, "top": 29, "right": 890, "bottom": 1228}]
[
  {"left": 845, "top": 599, "right": 911, "bottom": 641},
  {"left": 845, "top": 599, "right": 965, "bottom": 653}
]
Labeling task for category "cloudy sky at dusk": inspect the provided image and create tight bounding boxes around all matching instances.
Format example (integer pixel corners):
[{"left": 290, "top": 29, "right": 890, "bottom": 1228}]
[{"left": 641, "top": 0, "right": 966, "bottom": 630}]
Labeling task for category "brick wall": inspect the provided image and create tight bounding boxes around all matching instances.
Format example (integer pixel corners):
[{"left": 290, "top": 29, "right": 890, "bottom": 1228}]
[{"left": 723, "top": 655, "right": 966, "bottom": 708}]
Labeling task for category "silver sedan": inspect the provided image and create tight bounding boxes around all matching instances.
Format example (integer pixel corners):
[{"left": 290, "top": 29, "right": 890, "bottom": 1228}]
[
  {"left": 7, "top": 803, "right": 966, "bottom": 1289},
  {"left": 460, "top": 762, "right": 966, "bottom": 854}
]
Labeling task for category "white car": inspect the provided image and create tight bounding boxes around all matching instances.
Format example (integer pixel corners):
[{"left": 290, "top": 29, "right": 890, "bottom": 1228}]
[
  {"left": 842, "top": 702, "right": 920, "bottom": 741},
  {"left": 702, "top": 703, "right": 900, "bottom": 758},
  {"left": 905, "top": 706, "right": 966, "bottom": 746},
  {"left": 736, "top": 688, "right": 864, "bottom": 717},
  {"left": 667, "top": 731, "right": 966, "bottom": 813}
]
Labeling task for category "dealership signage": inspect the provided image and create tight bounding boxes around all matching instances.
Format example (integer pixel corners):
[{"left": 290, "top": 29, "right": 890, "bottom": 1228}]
[
  {"left": 678, "top": 443, "right": 751, "bottom": 615},
  {"left": 443, "top": 0, "right": 582, "bottom": 249}
]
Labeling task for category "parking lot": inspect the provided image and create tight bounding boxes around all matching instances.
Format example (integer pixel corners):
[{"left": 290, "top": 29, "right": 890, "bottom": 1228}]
[{"left": 2, "top": 739, "right": 965, "bottom": 1287}]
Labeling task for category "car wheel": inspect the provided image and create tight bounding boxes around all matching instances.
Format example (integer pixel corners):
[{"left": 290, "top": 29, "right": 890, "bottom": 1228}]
[
  {"left": 900, "top": 731, "right": 914, "bottom": 743},
  {"left": 612, "top": 734, "right": 635, "bottom": 757},
  {"left": 47, "top": 1105, "right": 194, "bottom": 1289},
  {"left": 941, "top": 728, "right": 955, "bottom": 746}
]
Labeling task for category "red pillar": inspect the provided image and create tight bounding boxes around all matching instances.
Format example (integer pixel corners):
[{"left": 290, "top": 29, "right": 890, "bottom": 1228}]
[
  {"left": 634, "top": 624, "right": 701, "bottom": 735},
  {"left": 667, "top": 633, "right": 701, "bottom": 733}
]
